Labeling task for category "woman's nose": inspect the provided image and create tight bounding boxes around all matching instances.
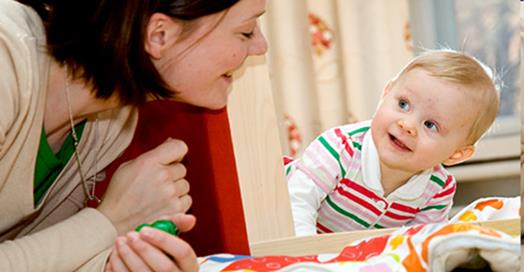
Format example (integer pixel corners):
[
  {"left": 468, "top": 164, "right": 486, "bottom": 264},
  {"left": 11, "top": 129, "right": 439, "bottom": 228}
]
[
  {"left": 250, "top": 27, "right": 268, "bottom": 55},
  {"left": 397, "top": 120, "right": 417, "bottom": 137}
]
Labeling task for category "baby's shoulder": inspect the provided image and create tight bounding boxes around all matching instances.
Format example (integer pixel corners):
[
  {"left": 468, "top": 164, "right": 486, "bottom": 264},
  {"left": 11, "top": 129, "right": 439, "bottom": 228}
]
[
  {"left": 324, "top": 120, "right": 372, "bottom": 141},
  {"left": 428, "top": 165, "right": 456, "bottom": 190}
]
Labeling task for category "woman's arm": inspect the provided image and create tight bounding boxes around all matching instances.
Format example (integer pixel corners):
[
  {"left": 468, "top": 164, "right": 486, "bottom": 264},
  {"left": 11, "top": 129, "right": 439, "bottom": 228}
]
[{"left": 0, "top": 209, "right": 116, "bottom": 271}]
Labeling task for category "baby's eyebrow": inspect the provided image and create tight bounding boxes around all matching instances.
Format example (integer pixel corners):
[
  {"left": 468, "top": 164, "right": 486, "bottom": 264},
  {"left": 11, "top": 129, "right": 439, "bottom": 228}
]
[{"left": 402, "top": 87, "right": 417, "bottom": 97}]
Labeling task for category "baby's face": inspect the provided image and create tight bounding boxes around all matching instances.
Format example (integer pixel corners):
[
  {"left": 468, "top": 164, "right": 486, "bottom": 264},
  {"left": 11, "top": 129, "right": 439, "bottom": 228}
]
[{"left": 371, "top": 68, "right": 478, "bottom": 174}]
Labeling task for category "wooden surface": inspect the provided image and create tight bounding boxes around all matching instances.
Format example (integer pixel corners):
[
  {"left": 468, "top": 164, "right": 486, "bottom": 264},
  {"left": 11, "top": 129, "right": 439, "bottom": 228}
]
[
  {"left": 227, "top": 55, "right": 295, "bottom": 245},
  {"left": 250, "top": 218, "right": 520, "bottom": 256}
]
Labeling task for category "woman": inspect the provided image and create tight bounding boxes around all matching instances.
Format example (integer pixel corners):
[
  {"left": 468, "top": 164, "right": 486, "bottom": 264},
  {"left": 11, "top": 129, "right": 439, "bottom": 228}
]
[{"left": 0, "top": 0, "right": 267, "bottom": 271}]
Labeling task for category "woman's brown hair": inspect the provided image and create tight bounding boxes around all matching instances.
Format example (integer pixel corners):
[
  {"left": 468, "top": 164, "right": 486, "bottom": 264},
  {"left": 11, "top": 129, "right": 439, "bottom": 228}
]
[{"left": 17, "top": 0, "right": 239, "bottom": 105}]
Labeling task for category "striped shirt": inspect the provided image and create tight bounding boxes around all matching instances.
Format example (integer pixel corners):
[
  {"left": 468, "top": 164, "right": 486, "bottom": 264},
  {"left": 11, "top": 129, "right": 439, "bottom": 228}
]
[{"left": 286, "top": 120, "right": 456, "bottom": 235}]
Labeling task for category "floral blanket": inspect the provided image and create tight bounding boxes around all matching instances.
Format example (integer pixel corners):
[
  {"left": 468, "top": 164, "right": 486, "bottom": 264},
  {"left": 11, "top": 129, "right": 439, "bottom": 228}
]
[{"left": 198, "top": 197, "right": 520, "bottom": 271}]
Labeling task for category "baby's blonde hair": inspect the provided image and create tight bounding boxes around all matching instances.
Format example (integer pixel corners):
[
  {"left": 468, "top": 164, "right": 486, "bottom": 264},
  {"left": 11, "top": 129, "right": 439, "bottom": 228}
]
[{"left": 393, "top": 50, "right": 500, "bottom": 145}]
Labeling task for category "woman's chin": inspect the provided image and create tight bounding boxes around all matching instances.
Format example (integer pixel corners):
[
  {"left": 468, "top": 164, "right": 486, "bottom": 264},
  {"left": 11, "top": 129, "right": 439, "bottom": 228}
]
[
  {"left": 170, "top": 95, "right": 228, "bottom": 110},
  {"left": 205, "top": 101, "right": 228, "bottom": 110},
  {"left": 194, "top": 98, "right": 228, "bottom": 110}
]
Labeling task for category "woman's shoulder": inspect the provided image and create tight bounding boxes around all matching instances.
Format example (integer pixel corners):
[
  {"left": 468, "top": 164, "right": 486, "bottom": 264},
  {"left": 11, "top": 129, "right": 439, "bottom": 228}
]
[
  {"left": 0, "top": 1, "right": 50, "bottom": 156},
  {"left": 0, "top": 0, "right": 48, "bottom": 82},
  {"left": 0, "top": 0, "right": 45, "bottom": 41}
]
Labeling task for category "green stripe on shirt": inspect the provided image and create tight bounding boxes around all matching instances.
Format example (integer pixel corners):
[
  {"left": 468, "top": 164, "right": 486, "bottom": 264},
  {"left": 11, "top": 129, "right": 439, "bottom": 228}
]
[
  {"left": 319, "top": 136, "right": 339, "bottom": 160},
  {"left": 348, "top": 126, "right": 370, "bottom": 136},
  {"left": 430, "top": 175, "right": 445, "bottom": 187},
  {"left": 285, "top": 165, "right": 292, "bottom": 176},
  {"left": 421, "top": 204, "right": 447, "bottom": 211},
  {"left": 318, "top": 136, "right": 346, "bottom": 177},
  {"left": 326, "top": 196, "right": 370, "bottom": 228},
  {"left": 352, "top": 142, "right": 362, "bottom": 151}
]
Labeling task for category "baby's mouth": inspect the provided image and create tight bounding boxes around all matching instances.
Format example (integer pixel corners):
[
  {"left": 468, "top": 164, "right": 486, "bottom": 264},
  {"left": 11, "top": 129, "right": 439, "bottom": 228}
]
[{"left": 388, "top": 133, "right": 412, "bottom": 152}]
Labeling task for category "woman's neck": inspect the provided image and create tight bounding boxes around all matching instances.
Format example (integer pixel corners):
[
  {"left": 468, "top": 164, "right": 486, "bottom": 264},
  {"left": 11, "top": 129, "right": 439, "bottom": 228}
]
[{"left": 44, "top": 61, "right": 119, "bottom": 152}]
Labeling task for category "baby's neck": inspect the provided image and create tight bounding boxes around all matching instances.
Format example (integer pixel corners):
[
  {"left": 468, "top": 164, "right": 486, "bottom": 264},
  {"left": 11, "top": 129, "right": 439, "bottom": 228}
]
[{"left": 379, "top": 162, "right": 416, "bottom": 197}]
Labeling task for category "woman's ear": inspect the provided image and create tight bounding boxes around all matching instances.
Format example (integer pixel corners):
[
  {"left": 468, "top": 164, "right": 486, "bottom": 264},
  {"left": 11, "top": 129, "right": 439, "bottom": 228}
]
[
  {"left": 443, "top": 145, "right": 476, "bottom": 166},
  {"left": 145, "top": 13, "right": 182, "bottom": 59}
]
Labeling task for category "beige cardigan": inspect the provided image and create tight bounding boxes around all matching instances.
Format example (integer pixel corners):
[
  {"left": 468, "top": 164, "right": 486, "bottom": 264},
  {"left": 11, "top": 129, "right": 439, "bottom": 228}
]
[{"left": 0, "top": 0, "right": 138, "bottom": 271}]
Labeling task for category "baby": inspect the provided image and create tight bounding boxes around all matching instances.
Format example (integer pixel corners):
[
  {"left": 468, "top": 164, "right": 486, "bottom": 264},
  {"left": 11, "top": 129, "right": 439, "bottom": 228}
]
[{"left": 286, "top": 50, "right": 500, "bottom": 236}]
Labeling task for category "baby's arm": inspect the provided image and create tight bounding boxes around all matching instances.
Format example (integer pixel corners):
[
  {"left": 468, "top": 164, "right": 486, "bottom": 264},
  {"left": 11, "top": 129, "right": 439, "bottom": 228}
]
[
  {"left": 288, "top": 170, "right": 326, "bottom": 236},
  {"left": 410, "top": 175, "right": 457, "bottom": 225},
  {"left": 286, "top": 126, "right": 357, "bottom": 236}
]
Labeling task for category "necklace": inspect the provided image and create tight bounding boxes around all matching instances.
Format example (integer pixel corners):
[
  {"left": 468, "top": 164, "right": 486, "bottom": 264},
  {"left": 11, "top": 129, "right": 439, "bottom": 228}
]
[{"left": 64, "top": 67, "right": 101, "bottom": 206}]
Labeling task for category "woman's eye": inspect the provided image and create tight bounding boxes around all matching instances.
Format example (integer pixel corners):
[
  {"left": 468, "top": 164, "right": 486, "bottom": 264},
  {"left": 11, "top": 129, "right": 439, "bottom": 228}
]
[
  {"left": 398, "top": 99, "right": 410, "bottom": 111},
  {"left": 424, "top": 120, "right": 439, "bottom": 132},
  {"left": 242, "top": 31, "right": 255, "bottom": 39}
]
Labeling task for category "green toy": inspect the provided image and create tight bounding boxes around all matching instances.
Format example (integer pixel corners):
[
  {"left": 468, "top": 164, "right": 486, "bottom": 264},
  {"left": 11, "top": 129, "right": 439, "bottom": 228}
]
[{"left": 135, "top": 219, "right": 179, "bottom": 236}]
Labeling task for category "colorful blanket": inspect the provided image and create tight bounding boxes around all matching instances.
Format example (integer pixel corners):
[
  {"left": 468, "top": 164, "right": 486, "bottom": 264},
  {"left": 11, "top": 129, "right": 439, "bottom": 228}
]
[
  {"left": 198, "top": 197, "right": 520, "bottom": 271},
  {"left": 450, "top": 196, "right": 520, "bottom": 223}
]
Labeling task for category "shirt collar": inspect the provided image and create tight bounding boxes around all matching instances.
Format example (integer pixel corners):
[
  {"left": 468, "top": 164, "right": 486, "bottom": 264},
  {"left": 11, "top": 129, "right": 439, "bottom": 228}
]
[{"left": 361, "top": 128, "right": 431, "bottom": 200}]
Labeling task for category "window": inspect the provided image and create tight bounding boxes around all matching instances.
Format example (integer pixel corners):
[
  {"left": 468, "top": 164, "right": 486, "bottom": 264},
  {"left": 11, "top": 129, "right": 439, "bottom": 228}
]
[
  {"left": 408, "top": 0, "right": 520, "bottom": 165},
  {"left": 454, "top": 0, "right": 519, "bottom": 132}
]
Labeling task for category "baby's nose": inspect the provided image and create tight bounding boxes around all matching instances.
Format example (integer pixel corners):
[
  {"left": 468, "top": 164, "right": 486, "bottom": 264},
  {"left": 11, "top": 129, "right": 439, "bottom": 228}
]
[{"left": 397, "top": 120, "right": 417, "bottom": 137}]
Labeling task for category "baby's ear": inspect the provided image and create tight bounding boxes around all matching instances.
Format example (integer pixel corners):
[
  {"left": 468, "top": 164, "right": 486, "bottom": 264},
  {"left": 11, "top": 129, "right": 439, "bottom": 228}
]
[
  {"left": 382, "top": 80, "right": 393, "bottom": 97},
  {"left": 443, "top": 145, "right": 476, "bottom": 166}
]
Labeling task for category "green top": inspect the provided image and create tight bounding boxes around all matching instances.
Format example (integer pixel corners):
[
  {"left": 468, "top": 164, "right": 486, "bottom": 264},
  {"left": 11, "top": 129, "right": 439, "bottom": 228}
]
[{"left": 33, "top": 121, "right": 86, "bottom": 206}]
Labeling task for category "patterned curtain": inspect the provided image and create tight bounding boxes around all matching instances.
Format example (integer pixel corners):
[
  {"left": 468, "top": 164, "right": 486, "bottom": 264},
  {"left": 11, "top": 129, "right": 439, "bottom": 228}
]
[{"left": 264, "top": 0, "right": 413, "bottom": 157}]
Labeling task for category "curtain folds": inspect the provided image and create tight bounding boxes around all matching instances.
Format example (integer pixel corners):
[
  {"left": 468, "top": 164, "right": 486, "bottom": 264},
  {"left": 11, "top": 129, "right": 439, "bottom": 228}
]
[{"left": 265, "top": 0, "right": 413, "bottom": 156}]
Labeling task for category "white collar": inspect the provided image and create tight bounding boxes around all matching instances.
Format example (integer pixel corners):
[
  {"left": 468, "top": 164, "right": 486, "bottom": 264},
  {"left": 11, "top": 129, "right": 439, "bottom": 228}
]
[{"left": 361, "top": 128, "right": 432, "bottom": 200}]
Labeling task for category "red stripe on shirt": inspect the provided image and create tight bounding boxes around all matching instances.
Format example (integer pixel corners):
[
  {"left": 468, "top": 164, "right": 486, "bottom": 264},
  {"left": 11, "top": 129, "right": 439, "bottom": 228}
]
[
  {"left": 334, "top": 128, "right": 354, "bottom": 157},
  {"left": 443, "top": 175, "right": 453, "bottom": 188},
  {"left": 341, "top": 178, "right": 383, "bottom": 202},
  {"left": 390, "top": 202, "right": 420, "bottom": 214},
  {"left": 335, "top": 186, "right": 382, "bottom": 216},
  {"left": 316, "top": 222, "right": 333, "bottom": 234},
  {"left": 433, "top": 182, "right": 456, "bottom": 199},
  {"left": 384, "top": 211, "right": 414, "bottom": 220}
]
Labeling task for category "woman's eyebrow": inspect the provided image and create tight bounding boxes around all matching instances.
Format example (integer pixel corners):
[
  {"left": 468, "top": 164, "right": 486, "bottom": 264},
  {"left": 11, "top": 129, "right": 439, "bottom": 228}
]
[{"left": 243, "top": 10, "right": 266, "bottom": 22}]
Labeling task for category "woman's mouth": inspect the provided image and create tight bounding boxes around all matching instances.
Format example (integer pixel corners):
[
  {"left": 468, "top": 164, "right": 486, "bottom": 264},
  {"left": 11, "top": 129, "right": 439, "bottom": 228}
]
[
  {"left": 221, "top": 73, "right": 233, "bottom": 84},
  {"left": 388, "top": 133, "right": 412, "bottom": 152}
]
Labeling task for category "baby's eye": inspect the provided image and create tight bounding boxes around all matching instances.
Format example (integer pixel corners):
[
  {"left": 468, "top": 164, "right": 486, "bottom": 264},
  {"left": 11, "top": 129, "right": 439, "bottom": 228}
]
[
  {"left": 398, "top": 99, "right": 410, "bottom": 111},
  {"left": 424, "top": 120, "right": 439, "bottom": 132}
]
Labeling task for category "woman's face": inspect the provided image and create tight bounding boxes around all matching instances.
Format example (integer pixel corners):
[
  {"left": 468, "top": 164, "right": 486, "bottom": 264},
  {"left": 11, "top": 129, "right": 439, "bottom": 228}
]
[{"left": 151, "top": 0, "right": 268, "bottom": 109}]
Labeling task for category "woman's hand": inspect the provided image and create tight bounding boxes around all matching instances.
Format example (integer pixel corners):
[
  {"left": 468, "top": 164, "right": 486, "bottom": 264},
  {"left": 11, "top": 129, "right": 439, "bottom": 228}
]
[
  {"left": 106, "top": 214, "right": 199, "bottom": 272},
  {"left": 97, "top": 138, "right": 193, "bottom": 235}
]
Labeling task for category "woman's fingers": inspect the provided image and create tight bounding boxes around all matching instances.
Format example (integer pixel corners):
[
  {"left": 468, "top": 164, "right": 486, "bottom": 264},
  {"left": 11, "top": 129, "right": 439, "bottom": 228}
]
[
  {"left": 116, "top": 237, "right": 152, "bottom": 272},
  {"left": 97, "top": 137, "right": 193, "bottom": 235},
  {"left": 171, "top": 178, "right": 190, "bottom": 197},
  {"left": 166, "top": 163, "right": 187, "bottom": 182},
  {"left": 176, "top": 194, "right": 193, "bottom": 213},
  {"left": 113, "top": 225, "right": 199, "bottom": 272},
  {"left": 127, "top": 232, "right": 181, "bottom": 272},
  {"left": 139, "top": 227, "right": 199, "bottom": 272},
  {"left": 108, "top": 244, "right": 129, "bottom": 272},
  {"left": 147, "top": 138, "right": 188, "bottom": 165},
  {"left": 168, "top": 214, "right": 197, "bottom": 232}
]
